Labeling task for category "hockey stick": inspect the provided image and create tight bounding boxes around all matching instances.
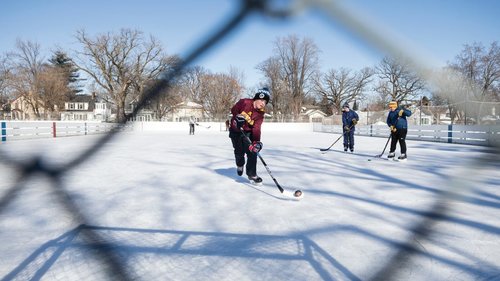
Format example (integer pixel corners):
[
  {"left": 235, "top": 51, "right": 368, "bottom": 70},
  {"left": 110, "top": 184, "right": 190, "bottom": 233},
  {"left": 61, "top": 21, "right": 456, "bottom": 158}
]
[
  {"left": 239, "top": 127, "right": 303, "bottom": 199},
  {"left": 320, "top": 124, "right": 354, "bottom": 152},
  {"left": 375, "top": 133, "right": 392, "bottom": 158},
  {"left": 374, "top": 116, "right": 400, "bottom": 158},
  {"left": 195, "top": 123, "right": 211, "bottom": 129}
]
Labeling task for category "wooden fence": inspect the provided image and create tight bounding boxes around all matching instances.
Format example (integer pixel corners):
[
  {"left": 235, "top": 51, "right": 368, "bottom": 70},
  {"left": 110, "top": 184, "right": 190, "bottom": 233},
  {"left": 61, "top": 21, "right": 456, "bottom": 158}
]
[
  {"left": 2, "top": 121, "right": 499, "bottom": 147},
  {"left": 1, "top": 121, "right": 129, "bottom": 142},
  {"left": 314, "top": 124, "right": 500, "bottom": 147}
]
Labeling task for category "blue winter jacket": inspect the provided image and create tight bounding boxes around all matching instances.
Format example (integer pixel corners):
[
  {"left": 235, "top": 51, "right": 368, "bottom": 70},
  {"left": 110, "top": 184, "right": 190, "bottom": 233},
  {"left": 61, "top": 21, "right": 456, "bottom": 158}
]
[
  {"left": 387, "top": 107, "right": 412, "bottom": 129},
  {"left": 342, "top": 110, "right": 359, "bottom": 130}
]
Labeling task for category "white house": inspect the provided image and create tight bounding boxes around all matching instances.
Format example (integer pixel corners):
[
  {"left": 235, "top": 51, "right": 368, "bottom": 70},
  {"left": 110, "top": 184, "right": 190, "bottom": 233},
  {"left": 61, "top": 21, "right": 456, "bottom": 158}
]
[
  {"left": 300, "top": 106, "right": 328, "bottom": 122},
  {"left": 166, "top": 101, "right": 205, "bottom": 122},
  {"left": 60, "top": 93, "right": 111, "bottom": 121}
]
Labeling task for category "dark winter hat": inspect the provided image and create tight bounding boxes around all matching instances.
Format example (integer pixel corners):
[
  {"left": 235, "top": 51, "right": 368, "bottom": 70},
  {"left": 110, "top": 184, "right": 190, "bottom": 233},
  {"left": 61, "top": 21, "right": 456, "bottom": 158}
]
[
  {"left": 343, "top": 103, "right": 350, "bottom": 108},
  {"left": 253, "top": 87, "right": 270, "bottom": 104}
]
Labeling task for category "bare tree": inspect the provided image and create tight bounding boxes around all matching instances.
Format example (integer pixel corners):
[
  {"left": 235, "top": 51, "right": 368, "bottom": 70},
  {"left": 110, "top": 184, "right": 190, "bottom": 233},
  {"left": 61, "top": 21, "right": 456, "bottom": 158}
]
[
  {"left": 38, "top": 65, "right": 70, "bottom": 118},
  {"left": 448, "top": 41, "right": 500, "bottom": 123},
  {"left": 0, "top": 55, "right": 11, "bottom": 109},
  {"left": 201, "top": 69, "right": 243, "bottom": 120},
  {"left": 146, "top": 79, "right": 184, "bottom": 121},
  {"left": 450, "top": 42, "right": 500, "bottom": 98},
  {"left": 74, "top": 29, "right": 171, "bottom": 122},
  {"left": 178, "top": 65, "right": 209, "bottom": 104},
  {"left": 271, "top": 35, "right": 320, "bottom": 119},
  {"left": 431, "top": 67, "right": 469, "bottom": 124},
  {"left": 315, "top": 67, "right": 373, "bottom": 114},
  {"left": 375, "top": 56, "right": 426, "bottom": 104},
  {"left": 8, "top": 40, "right": 46, "bottom": 119},
  {"left": 257, "top": 56, "right": 287, "bottom": 120}
]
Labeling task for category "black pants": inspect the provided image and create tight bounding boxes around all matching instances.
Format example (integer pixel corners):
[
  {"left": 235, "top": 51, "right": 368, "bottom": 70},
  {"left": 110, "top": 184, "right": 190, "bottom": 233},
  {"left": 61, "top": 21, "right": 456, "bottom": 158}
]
[
  {"left": 390, "top": 128, "right": 408, "bottom": 154},
  {"left": 343, "top": 129, "right": 355, "bottom": 150},
  {"left": 229, "top": 130, "right": 257, "bottom": 177},
  {"left": 189, "top": 124, "right": 195, "bottom": 135}
]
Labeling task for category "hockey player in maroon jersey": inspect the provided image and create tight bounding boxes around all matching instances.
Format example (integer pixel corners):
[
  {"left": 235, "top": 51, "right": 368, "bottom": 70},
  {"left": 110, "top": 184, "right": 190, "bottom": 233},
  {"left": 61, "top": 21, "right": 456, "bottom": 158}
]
[{"left": 229, "top": 88, "right": 270, "bottom": 184}]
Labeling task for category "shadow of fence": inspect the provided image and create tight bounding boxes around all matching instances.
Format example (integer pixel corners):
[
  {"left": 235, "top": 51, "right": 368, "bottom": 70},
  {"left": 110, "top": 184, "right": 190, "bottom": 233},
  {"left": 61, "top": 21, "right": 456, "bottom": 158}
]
[{"left": 3, "top": 224, "right": 360, "bottom": 281}]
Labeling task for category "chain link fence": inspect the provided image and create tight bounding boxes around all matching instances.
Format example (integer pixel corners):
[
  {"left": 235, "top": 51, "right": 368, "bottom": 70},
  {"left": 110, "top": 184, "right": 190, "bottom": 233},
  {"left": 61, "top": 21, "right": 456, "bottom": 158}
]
[{"left": 1, "top": 0, "right": 499, "bottom": 280}]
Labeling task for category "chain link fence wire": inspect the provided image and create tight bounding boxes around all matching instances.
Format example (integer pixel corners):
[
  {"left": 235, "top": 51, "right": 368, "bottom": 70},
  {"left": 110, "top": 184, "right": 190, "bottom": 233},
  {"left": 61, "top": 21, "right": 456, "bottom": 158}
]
[{"left": 1, "top": 0, "right": 499, "bottom": 280}]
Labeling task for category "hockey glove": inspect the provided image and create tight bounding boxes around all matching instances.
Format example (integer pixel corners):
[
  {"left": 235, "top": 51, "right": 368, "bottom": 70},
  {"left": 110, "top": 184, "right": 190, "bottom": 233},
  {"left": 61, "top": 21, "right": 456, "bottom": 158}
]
[
  {"left": 390, "top": 125, "right": 397, "bottom": 133},
  {"left": 249, "top": 141, "right": 263, "bottom": 153},
  {"left": 398, "top": 109, "right": 404, "bottom": 117},
  {"left": 352, "top": 119, "right": 358, "bottom": 125},
  {"left": 235, "top": 114, "right": 246, "bottom": 128},
  {"left": 343, "top": 125, "right": 350, "bottom": 132}
]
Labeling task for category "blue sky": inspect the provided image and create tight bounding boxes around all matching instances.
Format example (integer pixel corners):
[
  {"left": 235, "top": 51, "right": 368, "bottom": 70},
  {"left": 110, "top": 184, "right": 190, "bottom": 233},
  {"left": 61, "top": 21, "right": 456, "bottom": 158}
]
[{"left": 1, "top": 0, "right": 499, "bottom": 91}]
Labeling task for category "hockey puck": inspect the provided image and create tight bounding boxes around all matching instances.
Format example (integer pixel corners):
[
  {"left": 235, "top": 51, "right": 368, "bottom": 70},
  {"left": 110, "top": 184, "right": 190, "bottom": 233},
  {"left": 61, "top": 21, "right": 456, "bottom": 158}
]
[
  {"left": 367, "top": 159, "right": 372, "bottom": 161},
  {"left": 294, "top": 190, "right": 303, "bottom": 197}
]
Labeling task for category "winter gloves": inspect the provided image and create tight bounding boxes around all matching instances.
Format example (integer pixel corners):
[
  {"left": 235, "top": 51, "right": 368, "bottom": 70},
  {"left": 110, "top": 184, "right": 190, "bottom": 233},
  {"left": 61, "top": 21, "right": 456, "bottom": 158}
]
[
  {"left": 343, "top": 125, "right": 350, "bottom": 132},
  {"left": 398, "top": 109, "right": 404, "bottom": 117},
  {"left": 235, "top": 114, "right": 246, "bottom": 128},
  {"left": 390, "top": 125, "right": 397, "bottom": 133},
  {"left": 249, "top": 141, "right": 263, "bottom": 153},
  {"left": 352, "top": 119, "right": 358, "bottom": 125}
]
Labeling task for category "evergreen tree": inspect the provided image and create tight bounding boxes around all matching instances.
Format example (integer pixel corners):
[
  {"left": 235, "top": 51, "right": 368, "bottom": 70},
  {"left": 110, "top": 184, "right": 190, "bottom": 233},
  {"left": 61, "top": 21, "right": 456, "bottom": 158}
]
[{"left": 49, "top": 51, "right": 83, "bottom": 98}]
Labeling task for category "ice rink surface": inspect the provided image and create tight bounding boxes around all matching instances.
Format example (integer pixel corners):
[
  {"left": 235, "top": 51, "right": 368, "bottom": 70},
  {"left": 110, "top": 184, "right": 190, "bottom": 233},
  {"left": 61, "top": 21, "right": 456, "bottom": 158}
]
[{"left": 0, "top": 129, "right": 499, "bottom": 280}]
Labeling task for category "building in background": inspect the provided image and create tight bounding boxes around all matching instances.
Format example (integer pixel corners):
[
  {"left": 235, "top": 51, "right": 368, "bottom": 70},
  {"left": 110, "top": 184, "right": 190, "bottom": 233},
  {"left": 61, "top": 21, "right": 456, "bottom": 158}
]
[{"left": 60, "top": 93, "right": 111, "bottom": 122}]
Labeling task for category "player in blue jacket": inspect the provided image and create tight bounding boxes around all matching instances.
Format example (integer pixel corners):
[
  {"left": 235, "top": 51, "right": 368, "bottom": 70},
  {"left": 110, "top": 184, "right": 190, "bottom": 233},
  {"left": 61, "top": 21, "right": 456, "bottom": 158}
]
[
  {"left": 341, "top": 103, "right": 359, "bottom": 153},
  {"left": 386, "top": 101, "right": 412, "bottom": 161}
]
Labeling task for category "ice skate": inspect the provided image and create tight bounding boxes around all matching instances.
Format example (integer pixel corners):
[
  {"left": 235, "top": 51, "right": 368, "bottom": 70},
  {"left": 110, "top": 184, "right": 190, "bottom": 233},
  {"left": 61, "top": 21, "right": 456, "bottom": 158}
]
[
  {"left": 396, "top": 153, "right": 407, "bottom": 161},
  {"left": 248, "top": 175, "right": 263, "bottom": 185},
  {"left": 237, "top": 166, "right": 244, "bottom": 176}
]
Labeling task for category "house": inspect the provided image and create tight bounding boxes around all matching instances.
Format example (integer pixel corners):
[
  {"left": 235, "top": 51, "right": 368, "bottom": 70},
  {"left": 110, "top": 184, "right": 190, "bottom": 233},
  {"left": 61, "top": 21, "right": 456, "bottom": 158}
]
[
  {"left": 166, "top": 101, "right": 205, "bottom": 122},
  {"left": 299, "top": 106, "right": 328, "bottom": 122},
  {"left": 124, "top": 100, "right": 206, "bottom": 122},
  {"left": 60, "top": 93, "right": 111, "bottom": 121},
  {"left": 125, "top": 100, "right": 156, "bottom": 122},
  {"left": 9, "top": 95, "right": 54, "bottom": 120}
]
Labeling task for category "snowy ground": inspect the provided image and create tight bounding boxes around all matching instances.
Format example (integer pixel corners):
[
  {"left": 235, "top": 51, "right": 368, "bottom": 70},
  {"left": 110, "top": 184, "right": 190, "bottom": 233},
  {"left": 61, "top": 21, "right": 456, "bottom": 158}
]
[{"left": 0, "top": 129, "right": 499, "bottom": 280}]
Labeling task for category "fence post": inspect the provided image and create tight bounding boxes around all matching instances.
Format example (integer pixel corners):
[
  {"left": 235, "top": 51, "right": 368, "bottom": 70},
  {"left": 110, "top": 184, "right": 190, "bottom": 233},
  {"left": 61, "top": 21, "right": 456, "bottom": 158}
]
[
  {"left": 1, "top": 121, "right": 6, "bottom": 142},
  {"left": 52, "top": 122, "right": 57, "bottom": 138},
  {"left": 448, "top": 124, "right": 452, "bottom": 143}
]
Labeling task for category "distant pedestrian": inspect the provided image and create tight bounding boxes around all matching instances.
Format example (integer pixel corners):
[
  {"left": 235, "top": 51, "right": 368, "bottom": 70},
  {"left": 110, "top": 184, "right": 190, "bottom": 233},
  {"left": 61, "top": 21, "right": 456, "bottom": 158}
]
[
  {"left": 341, "top": 103, "right": 359, "bottom": 153},
  {"left": 228, "top": 88, "right": 270, "bottom": 184},
  {"left": 386, "top": 101, "right": 412, "bottom": 161},
  {"left": 189, "top": 116, "right": 196, "bottom": 135}
]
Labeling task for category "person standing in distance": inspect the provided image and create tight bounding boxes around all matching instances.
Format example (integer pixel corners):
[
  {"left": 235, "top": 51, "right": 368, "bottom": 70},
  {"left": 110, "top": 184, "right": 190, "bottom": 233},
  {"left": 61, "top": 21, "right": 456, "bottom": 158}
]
[
  {"left": 229, "top": 88, "right": 270, "bottom": 184},
  {"left": 386, "top": 101, "right": 412, "bottom": 161},
  {"left": 189, "top": 116, "right": 196, "bottom": 135},
  {"left": 341, "top": 102, "right": 359, "bottom": 153}
]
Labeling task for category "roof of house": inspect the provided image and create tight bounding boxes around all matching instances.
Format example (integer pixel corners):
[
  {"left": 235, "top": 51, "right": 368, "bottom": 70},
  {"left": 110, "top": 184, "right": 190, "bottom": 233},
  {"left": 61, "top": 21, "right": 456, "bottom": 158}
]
[
  {"left": 175, "top": 101, "right": 203, "bottom": 109},
  {"left": 301, "top": 108, "right": 328, "bottom": 117}
]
